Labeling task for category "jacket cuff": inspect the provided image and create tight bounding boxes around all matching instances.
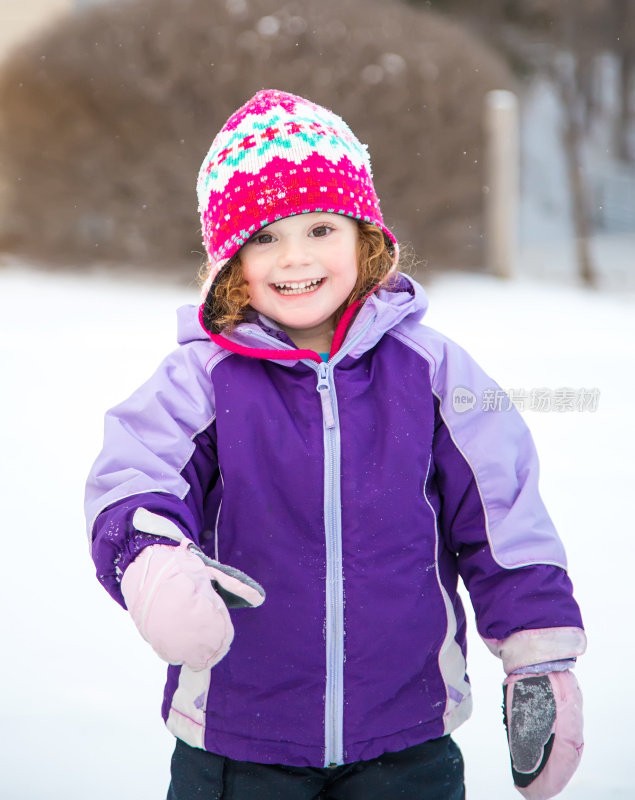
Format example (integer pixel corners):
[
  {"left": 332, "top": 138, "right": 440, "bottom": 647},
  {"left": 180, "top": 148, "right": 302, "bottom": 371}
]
[
  {"left": 92, "top": 498, "right": 194, "bottom": 608},
  {"left": 483, "top": 626, "right": 587, "bottom": 674},
  {"left": 132, "top": 507, "right": 190, "bottom": 543}
]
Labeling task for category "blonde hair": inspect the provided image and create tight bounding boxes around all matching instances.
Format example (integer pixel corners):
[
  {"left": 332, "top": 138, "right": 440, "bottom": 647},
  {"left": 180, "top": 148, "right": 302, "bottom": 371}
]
[{"left": 201, "top": 221, "right": 398, "bottom": 334}]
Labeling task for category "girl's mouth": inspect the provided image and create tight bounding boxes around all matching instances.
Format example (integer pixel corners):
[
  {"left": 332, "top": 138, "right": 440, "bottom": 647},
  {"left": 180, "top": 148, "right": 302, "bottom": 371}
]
[{"left": 272, "top": 278, "right": 325, "bottom": 296}]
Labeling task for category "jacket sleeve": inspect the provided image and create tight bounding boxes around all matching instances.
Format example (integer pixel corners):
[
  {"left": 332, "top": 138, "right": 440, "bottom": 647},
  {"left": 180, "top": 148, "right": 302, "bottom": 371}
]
[
  {"left": 425, "top": 328, "right": 586, "bottom": 673},
  {"left": 84, "top": 342, "right": 223, "bottom": 607}
]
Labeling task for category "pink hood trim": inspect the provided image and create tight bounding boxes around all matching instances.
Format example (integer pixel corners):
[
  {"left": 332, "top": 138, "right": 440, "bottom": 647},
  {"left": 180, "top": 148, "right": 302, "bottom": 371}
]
[{"left": 198, "top": 297, "right": 364, "bottom": 364}]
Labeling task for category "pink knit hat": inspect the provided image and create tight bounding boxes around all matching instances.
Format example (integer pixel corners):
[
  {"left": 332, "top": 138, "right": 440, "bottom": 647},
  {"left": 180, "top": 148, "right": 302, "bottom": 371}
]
[{"left": 197, "top": 89, "right": 397, "bottom": 295}]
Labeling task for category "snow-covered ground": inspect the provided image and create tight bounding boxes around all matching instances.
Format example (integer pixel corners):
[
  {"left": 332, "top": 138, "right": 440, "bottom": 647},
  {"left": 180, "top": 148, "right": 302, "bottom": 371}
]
[{"left": 0, "top": 257, "right": 633, "bottom": 799}]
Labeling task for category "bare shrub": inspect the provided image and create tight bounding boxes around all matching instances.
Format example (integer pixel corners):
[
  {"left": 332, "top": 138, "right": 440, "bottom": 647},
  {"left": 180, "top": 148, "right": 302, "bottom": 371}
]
[{"left": 0, "top": 0, "right": 513, "bottom": 277}]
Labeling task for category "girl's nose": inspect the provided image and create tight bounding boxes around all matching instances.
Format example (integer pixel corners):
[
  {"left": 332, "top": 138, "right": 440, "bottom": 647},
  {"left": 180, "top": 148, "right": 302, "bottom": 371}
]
[{"left": 278, "top": 236, "right": 312, "bottom": 268}]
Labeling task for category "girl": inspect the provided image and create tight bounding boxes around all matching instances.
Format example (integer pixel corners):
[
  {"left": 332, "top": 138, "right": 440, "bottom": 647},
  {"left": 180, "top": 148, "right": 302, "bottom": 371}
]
[{"left": 85, "top": 90, "right": 585, "bottom": 800}]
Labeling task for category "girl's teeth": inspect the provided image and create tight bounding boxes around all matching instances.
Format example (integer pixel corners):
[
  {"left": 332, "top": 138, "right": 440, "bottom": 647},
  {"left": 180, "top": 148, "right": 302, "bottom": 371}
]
[{"left": 275, "top": 279, "right": 322, "bottom": 295}]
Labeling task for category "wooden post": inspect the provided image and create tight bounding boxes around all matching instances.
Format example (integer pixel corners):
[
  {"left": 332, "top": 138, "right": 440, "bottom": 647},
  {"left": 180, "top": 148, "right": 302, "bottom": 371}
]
[{"left": 484, "top": 90, "right": 519, "bottom": 279}]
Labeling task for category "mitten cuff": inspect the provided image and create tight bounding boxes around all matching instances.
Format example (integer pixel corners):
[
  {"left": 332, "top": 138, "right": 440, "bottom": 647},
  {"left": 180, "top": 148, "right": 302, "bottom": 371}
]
[
  {"left": 511, "top": 659, "right": 576, "bottom": 676},
  {"left": 483, "top": 626, "right": 587, "bottom": 675}
]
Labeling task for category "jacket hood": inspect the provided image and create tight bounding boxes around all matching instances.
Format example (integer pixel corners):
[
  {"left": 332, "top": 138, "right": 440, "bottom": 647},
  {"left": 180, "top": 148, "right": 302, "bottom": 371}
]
[{"left": 176, "top": 273, "right": 429, "bottom": 360}]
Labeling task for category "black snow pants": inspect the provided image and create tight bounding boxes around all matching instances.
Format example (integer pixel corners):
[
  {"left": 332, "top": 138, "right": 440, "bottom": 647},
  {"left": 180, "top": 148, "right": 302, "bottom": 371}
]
[{"left": 167, "top": 734, "right": 465, "bottom": 800}]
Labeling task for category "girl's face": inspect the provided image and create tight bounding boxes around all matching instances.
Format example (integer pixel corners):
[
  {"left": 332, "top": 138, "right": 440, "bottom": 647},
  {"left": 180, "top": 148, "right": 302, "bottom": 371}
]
[{"left": 239, "top": 212, "right": 359, "bottom": 351}]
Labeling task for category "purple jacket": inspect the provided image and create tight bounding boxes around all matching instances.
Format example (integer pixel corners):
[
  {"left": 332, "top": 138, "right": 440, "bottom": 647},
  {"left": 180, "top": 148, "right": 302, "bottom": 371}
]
[{"left": 85, "top": 275, "right": 584, "bottom": 767}]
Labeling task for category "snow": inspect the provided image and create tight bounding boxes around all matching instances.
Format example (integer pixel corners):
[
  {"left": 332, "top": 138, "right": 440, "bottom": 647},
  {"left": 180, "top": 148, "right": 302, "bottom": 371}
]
[{"left": 0, "top": 257, "right": 633, "bottom": 799}]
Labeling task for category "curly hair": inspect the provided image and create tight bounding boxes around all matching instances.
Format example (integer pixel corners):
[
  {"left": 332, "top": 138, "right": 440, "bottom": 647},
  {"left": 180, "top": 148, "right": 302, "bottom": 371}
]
[{"left": 200, "top": 221, "right": 399, "bottom": 334}]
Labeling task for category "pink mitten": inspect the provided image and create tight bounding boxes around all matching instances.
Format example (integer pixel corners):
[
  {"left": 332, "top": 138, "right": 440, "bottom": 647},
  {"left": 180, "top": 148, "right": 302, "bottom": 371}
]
[
  {"left": 121, "top": 540, "right": 265, "bottom": 671},
  {"left": 503, "top": 670, "right": 583, "bottom": 800}
]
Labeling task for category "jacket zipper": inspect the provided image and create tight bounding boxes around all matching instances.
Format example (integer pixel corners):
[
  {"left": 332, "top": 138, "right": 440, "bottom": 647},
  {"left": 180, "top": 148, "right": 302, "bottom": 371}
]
[
  {"left": 317, "top": 360, "right": 343, "bottom": 766},
  {"left": 315, "top": 317, "right": 375, "bottom": 766},
  {"left": 316, "top": 363, "right": 336, "bottom": 429}
]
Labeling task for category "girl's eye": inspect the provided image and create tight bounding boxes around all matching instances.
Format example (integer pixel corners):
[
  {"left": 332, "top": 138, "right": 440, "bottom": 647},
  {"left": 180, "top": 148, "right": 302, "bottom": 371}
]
[
  {"left": 251, "top": 232, "right": 275, "bottom": 245},
  {"left": 310, "top": 225, "right": 333, "bottom": 238}
]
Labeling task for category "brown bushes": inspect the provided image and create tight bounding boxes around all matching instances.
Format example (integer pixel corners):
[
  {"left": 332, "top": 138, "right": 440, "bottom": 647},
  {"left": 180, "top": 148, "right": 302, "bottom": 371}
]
[{"left": 0, "top": 0, "right": 513, "bottom": 277}]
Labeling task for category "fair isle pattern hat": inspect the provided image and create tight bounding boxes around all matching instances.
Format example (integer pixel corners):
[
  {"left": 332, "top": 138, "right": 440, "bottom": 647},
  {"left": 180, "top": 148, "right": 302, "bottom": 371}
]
[{"left": 196, "top": 89, "right": 398, "bottom": 291}]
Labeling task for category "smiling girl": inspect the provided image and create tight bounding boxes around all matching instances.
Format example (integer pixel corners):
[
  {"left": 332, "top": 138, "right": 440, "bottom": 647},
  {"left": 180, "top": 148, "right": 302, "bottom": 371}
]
[{"left": 85, "top": 90, "right": 585, "bottom": 800}]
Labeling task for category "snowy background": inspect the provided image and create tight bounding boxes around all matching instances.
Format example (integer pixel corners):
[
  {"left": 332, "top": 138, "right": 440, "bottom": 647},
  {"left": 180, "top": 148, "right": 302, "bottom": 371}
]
[{"left": 1, "top": 79, "right": 634, "bottom": 798}]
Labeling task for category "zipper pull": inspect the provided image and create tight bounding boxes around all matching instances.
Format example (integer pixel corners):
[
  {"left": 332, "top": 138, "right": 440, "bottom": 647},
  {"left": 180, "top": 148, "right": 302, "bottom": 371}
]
[{"left": 316, "top": 363, "right": 336, "bottom": 429}]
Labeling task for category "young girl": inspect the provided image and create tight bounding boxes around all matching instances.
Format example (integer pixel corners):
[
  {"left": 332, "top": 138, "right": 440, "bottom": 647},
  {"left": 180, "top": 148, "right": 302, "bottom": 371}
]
[{"left": 85, "top": 90, "right": 585, "bottom": 800}]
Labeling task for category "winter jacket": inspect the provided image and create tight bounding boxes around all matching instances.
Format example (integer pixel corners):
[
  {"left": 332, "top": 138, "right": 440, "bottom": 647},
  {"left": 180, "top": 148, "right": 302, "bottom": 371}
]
[{"left": 85, "top": 274, "right": 585, "bottom": 768}]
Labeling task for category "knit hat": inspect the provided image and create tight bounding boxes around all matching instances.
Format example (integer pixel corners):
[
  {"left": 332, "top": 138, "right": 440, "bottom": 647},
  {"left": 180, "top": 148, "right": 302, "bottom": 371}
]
[{"left": 197, "top": 89, "right": 397, "bottom": 294}]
